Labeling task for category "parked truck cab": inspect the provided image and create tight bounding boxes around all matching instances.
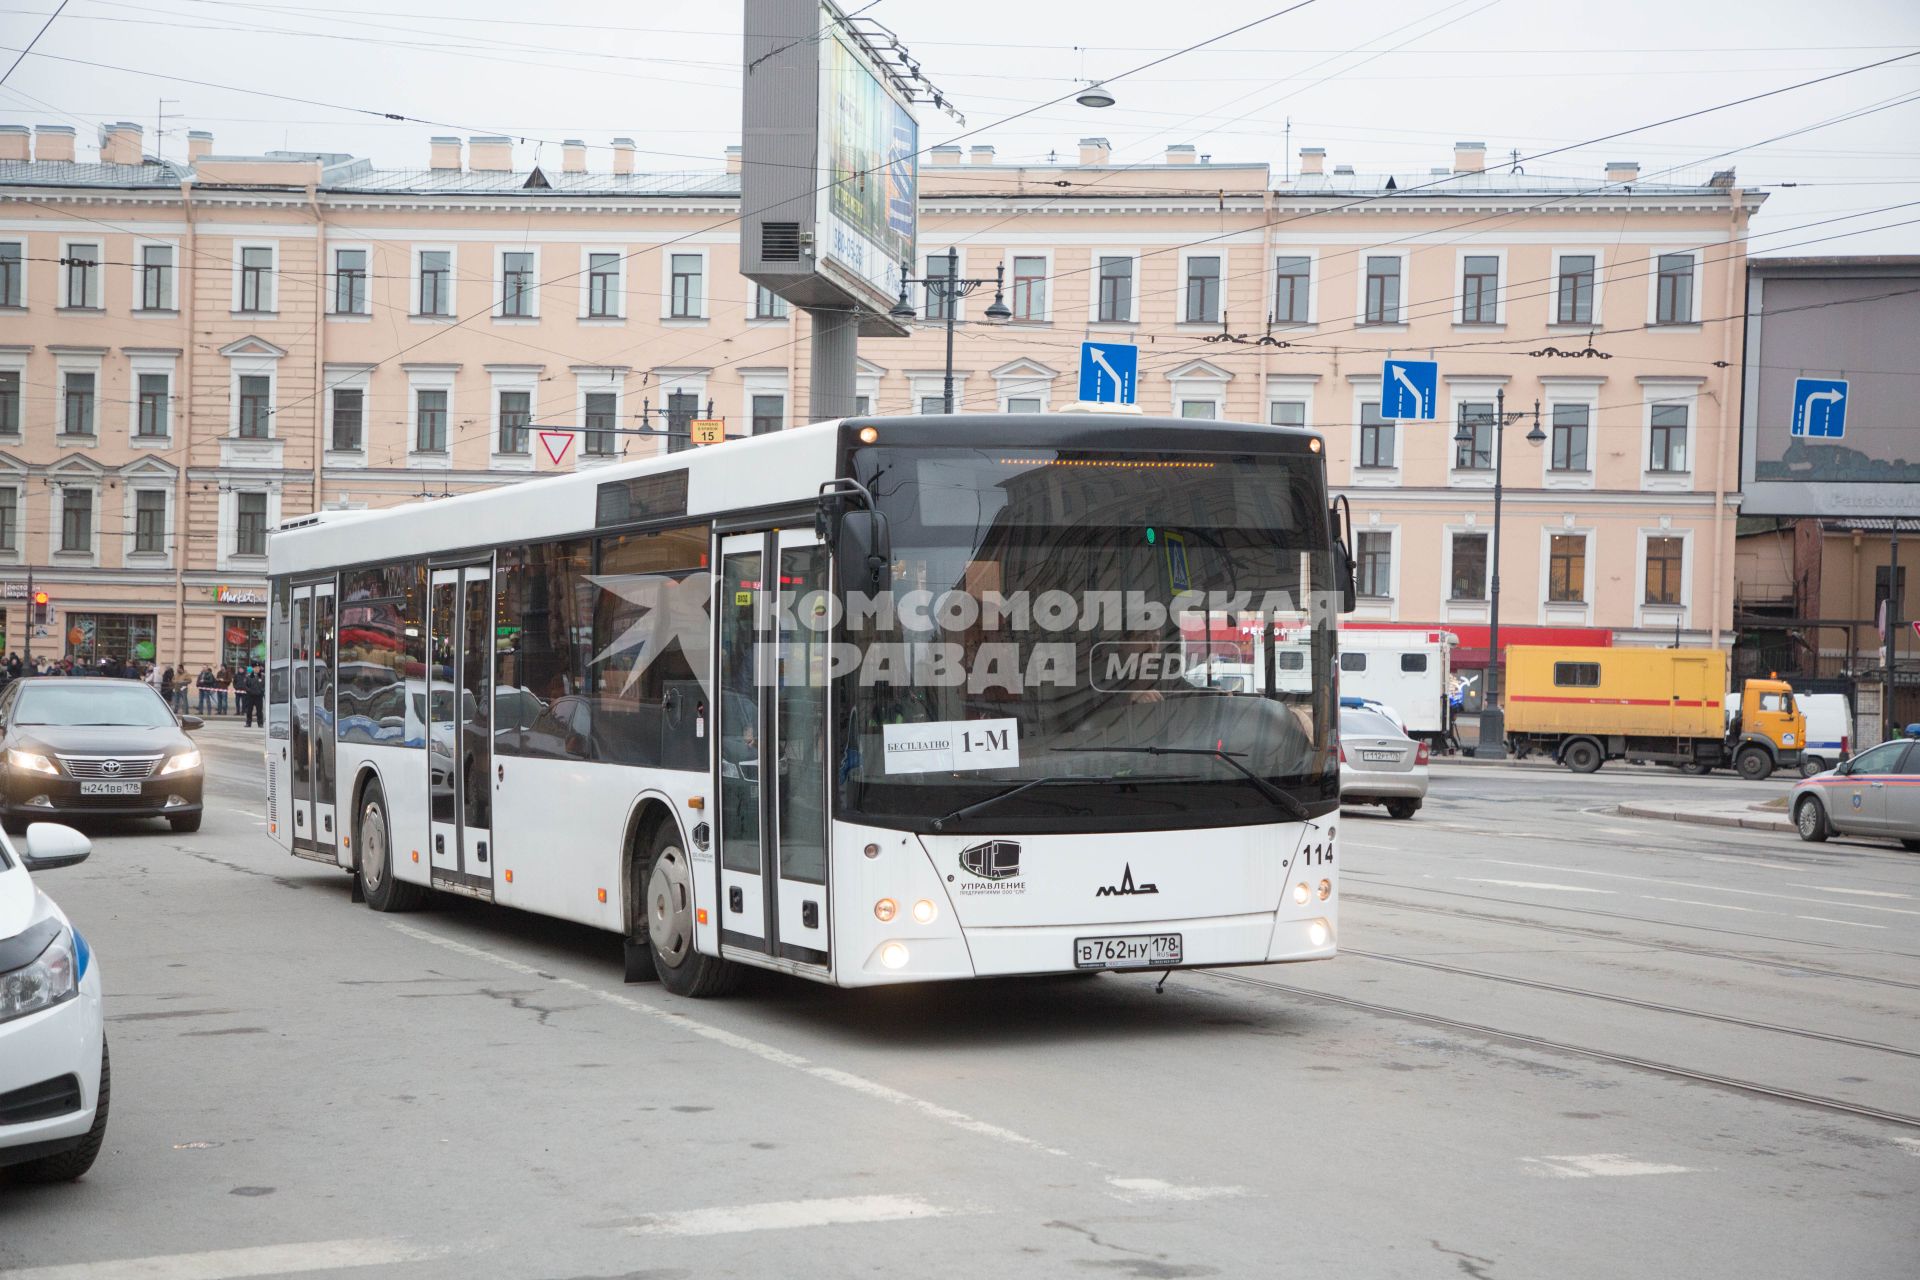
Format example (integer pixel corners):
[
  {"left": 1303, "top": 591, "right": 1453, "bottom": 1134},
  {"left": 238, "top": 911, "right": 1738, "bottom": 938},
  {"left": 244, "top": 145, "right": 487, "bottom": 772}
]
[{"left": 1731, "top": 679, "right": 1805, "bottom": 778}]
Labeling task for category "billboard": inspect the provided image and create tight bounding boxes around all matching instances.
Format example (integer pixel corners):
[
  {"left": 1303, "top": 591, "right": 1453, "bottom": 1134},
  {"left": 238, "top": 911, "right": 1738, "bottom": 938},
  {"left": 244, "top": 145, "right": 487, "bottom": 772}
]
[
  {"left": 1741, "top": 261, "right": 1920, "bottom": 517},
  {"left": 819, "top": 14, "right": 917, "bottom": 311}
]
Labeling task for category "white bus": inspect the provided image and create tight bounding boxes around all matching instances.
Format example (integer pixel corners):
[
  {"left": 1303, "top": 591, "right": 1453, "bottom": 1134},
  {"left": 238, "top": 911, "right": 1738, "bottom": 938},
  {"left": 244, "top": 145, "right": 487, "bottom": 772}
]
[{"left": 266, "top": 414, "right": 1346, "bottom": 997}]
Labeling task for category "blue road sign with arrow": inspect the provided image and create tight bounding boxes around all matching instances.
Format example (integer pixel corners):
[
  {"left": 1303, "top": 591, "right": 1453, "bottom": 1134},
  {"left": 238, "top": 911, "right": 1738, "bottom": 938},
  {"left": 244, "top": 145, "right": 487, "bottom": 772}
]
[
  {"left": 1381, "top": 359, "right": 1438, "bottom": 421},
  {"left": 1790, "top": 377, "right": 1849, "bottom": 440},
  {"left": 1079, "top": 341, "right": 1138, "bottom": 405}
]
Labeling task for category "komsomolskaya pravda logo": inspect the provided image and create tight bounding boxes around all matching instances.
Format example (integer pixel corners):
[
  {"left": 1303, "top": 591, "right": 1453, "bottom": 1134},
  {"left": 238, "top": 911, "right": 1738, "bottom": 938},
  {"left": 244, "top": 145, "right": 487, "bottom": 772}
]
[{"left": 1096, "top": 864, "right": 1158, "bottom": 897}]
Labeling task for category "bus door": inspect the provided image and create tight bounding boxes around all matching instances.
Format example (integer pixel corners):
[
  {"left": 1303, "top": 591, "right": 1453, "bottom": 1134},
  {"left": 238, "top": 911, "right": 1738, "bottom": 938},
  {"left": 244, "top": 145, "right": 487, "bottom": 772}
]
[
  {"left": 288, "top": 577, "right": 336, "bottom": 856},
  {"left": 715, "top": 528, "right": 831, "bottom": 969},
  {"left": 427, "top": 562, "right": 494, "bottom": 898}
]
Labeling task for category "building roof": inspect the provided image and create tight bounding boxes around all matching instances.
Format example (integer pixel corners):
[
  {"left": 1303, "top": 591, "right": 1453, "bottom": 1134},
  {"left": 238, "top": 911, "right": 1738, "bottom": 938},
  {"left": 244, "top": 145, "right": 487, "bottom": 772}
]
[
  {"left": 320, "top": 166, "right": 740, "bottom": 197},
  {"left": 0, "top": 158, "right": 188, "bottom": 188}
]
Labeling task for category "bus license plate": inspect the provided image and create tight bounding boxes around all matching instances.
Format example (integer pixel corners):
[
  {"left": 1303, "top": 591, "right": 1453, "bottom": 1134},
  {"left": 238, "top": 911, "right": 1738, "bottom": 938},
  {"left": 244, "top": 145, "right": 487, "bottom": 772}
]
[
  {"left": 1074, "top": 933, "right": 1182, "bottom": 970},
  {"left": 80, "top": 781, "right": 141, "bottom": 796}
]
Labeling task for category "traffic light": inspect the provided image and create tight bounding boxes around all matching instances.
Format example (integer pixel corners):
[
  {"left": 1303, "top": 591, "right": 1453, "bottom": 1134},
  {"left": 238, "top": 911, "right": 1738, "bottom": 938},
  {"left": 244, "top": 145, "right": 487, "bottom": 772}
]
[{"left": 31, "top": 590, "right": 49, "bottom": 625}]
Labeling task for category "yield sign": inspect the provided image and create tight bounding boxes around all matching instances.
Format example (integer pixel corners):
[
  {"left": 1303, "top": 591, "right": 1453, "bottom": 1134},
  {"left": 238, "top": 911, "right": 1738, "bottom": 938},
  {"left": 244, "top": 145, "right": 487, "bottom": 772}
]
[{"left": 537, "top": 430, "right": 576, "bottom": 465}]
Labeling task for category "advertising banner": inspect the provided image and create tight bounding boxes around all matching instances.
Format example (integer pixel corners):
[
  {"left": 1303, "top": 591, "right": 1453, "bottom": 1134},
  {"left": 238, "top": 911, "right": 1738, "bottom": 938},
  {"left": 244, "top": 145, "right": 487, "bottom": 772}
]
[{"left": 818, "top": 7, "right": 916, "bottom": 310}]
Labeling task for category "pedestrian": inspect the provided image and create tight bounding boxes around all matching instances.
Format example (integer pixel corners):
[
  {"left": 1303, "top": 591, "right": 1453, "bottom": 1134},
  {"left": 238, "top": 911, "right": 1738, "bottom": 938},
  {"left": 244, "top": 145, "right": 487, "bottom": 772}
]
[
  {"left": 215, "top": 666, "right": 231, "bottom": 715},
  {"left": 243, "top": 666, "right": 265, "bottom": 728},
  {"left": 160, "top": 665, "right": 175, "bottom": 707},
  {"left": 196, "top": 666, "right": 214, "bottom": 714}
]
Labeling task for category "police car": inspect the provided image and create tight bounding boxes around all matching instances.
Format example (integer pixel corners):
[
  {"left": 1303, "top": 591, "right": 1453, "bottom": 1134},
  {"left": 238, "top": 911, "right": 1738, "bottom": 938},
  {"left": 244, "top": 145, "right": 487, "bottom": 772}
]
[{"left": 0, "top": 822, "right": 107, "bottom": 1183}]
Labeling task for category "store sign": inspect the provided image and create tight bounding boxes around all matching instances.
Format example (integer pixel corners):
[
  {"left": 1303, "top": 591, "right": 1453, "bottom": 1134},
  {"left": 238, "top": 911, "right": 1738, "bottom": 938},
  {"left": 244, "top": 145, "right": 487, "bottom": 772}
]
[
  {"left": 216, "top": 586, "right": 267, "bottom": 605},
  {"left": 0, "top": 583, "right": 27, "bottom": 599}
]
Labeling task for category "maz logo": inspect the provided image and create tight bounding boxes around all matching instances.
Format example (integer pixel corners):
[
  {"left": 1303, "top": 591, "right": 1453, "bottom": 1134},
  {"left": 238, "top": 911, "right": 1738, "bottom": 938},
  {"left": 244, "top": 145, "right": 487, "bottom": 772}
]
[{"left": 1096, "top": 864, "right": 1159, "bottom": 897}]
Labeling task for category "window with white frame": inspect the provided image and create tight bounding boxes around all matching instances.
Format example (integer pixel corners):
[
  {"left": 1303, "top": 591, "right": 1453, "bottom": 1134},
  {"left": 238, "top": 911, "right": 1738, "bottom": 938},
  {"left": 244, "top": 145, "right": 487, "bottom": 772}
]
[
  {"left": 1460, "top": 255, "right": 1499, "bottom": 324},
  {"left": 583, "top": 391, "right": 618, "bottom": 456},
  {"left": 1644, "top": 534, "right": 1685, "bottom": 606},
  {"left": 1363, "top": 255, "right": 1401, "bottom": 325},
  {"left": 63, "top": 243, "right": 100, "bottom": 308},
  {"left": 332, "top": 248, "right": 367, "bottom": 315},
  {"left": 921, "top": 395, "right": 948, "bottom": 415},
  {"left": 136, "top": 373, "right": 170, "bottom": 439},
  {"left": 1359, "top": 401, "right": 1395, "bottom": 469},
  {"left": 1654, "top": 253, "right": 1695, "bottom": 325},
  {"left": 62, "top": 371, "right": 95, "bottom": 437},
  {"left": 0, "top": 241, "right": 20, "bottom": 308},
  {"left": 1556, "top": 254, "right": 1596, "bottom": 325},
  {"left": 923, "top": 251, "right": 957, "bottom": 321},
  {"left": 1450, "top": 532, "right": 1488, "bottom": 601},
  {"left": 1011, "top": 255, "right": 1046, "bottom": 322},
  {"left": 1649, "top": 403, "right": 1689, "bottom": 473},
  {"left": 59, "top": 486, "right": 93, "bottom": 553},
  {"left": 1184, "top": 255, "right": 1221, "bottom": 324},
  {"left": 751, "top": 283, "right": 787, "bottom": 320},
  {"left": 1269, "top": 400, "right": 1306, "bottom": 428},
  {"left": 235, "top": 492, "right": 268, "bottom": 558},
  {"left": 0, "top": 370, "right": 17, "bottom": 435},
  {"left": 417, "top": 249, "right": 453, "bottom": 317},
  {"left": 1454, "top": 400, "right": 1495, "bottom": 470},
  {"left": 498, "top": 389, "right": 531, "bottom": 455},
  {"left": 588, "top": 253, "right": 623, "bottom": 318},
  {"left": 669, "top": 253, "right": 704, "bottom": 318},
  {"left": 1273, "top": 255, "right": 1310, "bottom": 325},
  {"left": 1179, "top": 400, "right": 1217, "bottom": 419},
  {"left": 1549, "top": 533, "right": 1587, "bottom": 603},
  {"left": 133, "top": 489, "right": 167, "bottom": 555},
  {"left": 237, "top": 245, "right": 275, "bottom": 312},
  {"left": 665, "top": 388, "right": 699, "bottom": 453},
  {"left": 1550, "top": 403, "right": 1590, "bottom": 472},
  {"left": 0, "top": 485, "right": 17, "bottom": 551},
  {"left": 138, "top": 244, "right": 174, "bottom": 310},
  {"left": 1096, "top": 255, "right": 1133, "bottom": 323},
  {"left": 331, "top": 386, "right": 364, "bottom": 452},
  {"left": 750, "top": 394, "right": 785, "bottom": 435},
  {"left": 236, "top": 375, "right": 272, "bottom": 438},
  {"left": 1357, "top": 531, "right": 1392, "bottom": 598},
  {"left": 415, "top": 389, "right": 448, "bottom": 452},
  {"left": 1005, "top": 397, "right": 1041, "bottom": 414},
  {"left": 500, "top": 250, "right": 536, "bottom": 318}
]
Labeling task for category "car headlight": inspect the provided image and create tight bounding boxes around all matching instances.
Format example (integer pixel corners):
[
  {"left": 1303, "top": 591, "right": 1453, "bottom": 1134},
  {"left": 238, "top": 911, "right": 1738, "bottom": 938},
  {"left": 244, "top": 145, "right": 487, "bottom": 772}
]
[
  {"left": 159, "top": 749, "right": 202, "bottom": 776},
  {"left": 6, "top": 748, "right": 59, "bottom": 776},
  {"left": 0, "top": 925, "right": 78, "bottom": 1025}
]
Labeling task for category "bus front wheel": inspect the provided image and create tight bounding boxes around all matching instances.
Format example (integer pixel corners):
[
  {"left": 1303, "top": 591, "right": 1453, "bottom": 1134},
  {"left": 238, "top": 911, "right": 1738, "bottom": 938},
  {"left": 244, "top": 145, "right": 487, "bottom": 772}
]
[
  {"left": 358, "top": 779, "right": 426, "bottom": 913},
  {"left": 637, "top": 824, "right": 741, "bottom": 998}
]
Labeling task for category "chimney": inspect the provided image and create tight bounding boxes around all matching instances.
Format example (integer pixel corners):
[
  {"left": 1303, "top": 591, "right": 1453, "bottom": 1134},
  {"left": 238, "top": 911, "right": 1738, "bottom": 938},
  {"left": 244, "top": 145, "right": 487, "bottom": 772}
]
[
  {"left": 562, "top": 139, "right": 587, "bottom": 173},
  {"left": 969, "top": 145, "right": 994, "bottom": 165},
  {"left": 429, "top": 136, "right": 462, "bottom": 171},
  {"left": 1165, "top": 144, "right": 1196, "bottom": 165},
  {"left": 931, "top": 144, "right": 962, "bottom": 165},
  {"left": 613, "top": 138, "right": 635, "bottom": 175},
  {"left": 1078, "top": 137, "right": 1111, "bottom": 166},
  {"left": 468, "top": 136, "right": 512, "bottom": 172},
  {"left": 1452, "top": 141, "right": 1485, "bottom": 175},
  {"left": 1605, "top": 160, "right": 1639, "bottom": 184},
  {"left": 1333, "top": 164, "right": 1355, "bottom": 176},
  {"left": 0, "top": 125, "right": 27, "bottom": 163},
  {"left": 1297, "top": 146, "right": 1324, "bottom": 176},
  {"left": 187, "top": 130, "right": 213, "bottom": 163},
  {"left": 99, "top": 122, "right": 143, "bottom": 165},
  {"left": 34, "top": 124, "right": 75, "bottom": 163},
  {"left": 725, "top": 144, "right": 742, "bottom": 175}
]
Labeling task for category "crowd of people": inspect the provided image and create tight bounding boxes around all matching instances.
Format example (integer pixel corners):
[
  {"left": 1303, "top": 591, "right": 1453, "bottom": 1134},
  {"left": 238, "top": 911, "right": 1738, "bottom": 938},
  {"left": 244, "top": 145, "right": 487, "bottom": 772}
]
[{"left": 0, "top": 654, "right": 268, "bottom": 726}]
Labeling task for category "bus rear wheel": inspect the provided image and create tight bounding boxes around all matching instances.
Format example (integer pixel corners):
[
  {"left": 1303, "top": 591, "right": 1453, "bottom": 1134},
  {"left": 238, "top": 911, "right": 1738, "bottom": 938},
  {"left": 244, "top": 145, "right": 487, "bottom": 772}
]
[
  {"left": 638, "top": 824, "right": 740, "bottom": 999},
  {"left": 357, "top": 779, "right": 426, "bottom": 913}
]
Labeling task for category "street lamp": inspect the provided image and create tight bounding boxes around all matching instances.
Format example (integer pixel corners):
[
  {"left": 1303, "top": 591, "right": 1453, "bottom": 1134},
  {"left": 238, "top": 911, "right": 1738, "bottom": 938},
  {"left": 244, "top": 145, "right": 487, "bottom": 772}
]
[
  {"left": 891, "top": 249, "right": 1012, "bottom": 414},
  {"left": 1455, "top": 385, "right": 1544, "bottom": 759}
]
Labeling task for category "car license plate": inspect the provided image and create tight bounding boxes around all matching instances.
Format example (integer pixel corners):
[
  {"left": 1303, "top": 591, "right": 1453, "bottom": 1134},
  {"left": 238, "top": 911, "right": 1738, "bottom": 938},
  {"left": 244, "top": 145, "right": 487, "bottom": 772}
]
[
  {"left": 1361, "top": 750, "right": 1399, "bottom": 762},
  {"left": 79, "top": 781, "right": 141, "bottom": 796},
  {"left": 1074, "top": 933, "right": 1182, "bottom": 970}
]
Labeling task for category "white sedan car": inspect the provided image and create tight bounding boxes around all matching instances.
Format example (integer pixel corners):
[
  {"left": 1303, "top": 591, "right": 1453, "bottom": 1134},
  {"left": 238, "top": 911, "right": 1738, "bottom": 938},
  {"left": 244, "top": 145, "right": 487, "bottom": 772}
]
[
  {"left": 0, "top": 822, "right": 107, "bottom": 1183},
  {"left": 1339, "top": 705, "right": 1430, "bottom": 819}
]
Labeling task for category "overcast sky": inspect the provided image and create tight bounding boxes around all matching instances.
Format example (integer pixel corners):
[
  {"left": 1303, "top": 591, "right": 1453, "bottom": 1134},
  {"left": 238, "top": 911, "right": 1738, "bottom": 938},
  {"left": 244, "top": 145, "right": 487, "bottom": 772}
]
[{"left": 3, "top": 0, "right": 1918, "bottom": 255}]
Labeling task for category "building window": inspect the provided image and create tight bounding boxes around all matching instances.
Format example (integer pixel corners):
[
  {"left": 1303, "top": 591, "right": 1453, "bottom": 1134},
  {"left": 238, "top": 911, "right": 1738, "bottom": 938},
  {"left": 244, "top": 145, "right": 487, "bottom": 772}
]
[
  {"left": 136, "top": 373, "right": 169, "bottom": 438},
  {"left": 1364, "top": 256, "right": 1400, "bottom": 324},
  {"left": 134, "top": 490, "right": 166, "bottom": 554},
  {"left": 1649, "top": 403, "right": 1688, "bottom": 472},
  {"left": 331, "top": 387, "right": 363, "bottom": 452},
  {"left": 239, "top": 246, "right": 274, "bottom": 312},
  {"left": 853, "top": 395, "right": 871, "bottom": 415},
  {"left": 1184, "top": 255, "right": 1221, "bottom": 324},
  {"left": 583, "top": 392, "right": 617, "bottom": 455},
  {"left": 750, "top": 394, "right": 785, "bottom": 435},
  {"left": 1273, "top": 256, "right": 1309, "bottom": 325},
  {"left": 1359, "top": 401, "right": 1395, "bottom": 469},
  {"left": 1269, "top": 400, "right": 1306, "bottom": 428},
  {"left": 0, "top": 370, "right": 20, "bottom": 434},
  {"left": 62, "top": 372, "right": 95, "bottom": 436},
  {"left": 751, "top": 283, "right": 786, "bottom": 320},
  {"left": 1357, "top": 531, "right": 1392, "bottom": 598},
  {"left": 669, "top": 253, "right": 703, "bottom": 318},
  {"left": 236, "top": 492, "right": 268, "bottom": 557},
  {"left": 1874, "top": 565, "right": 1906, "bottom": 615},
  {"left": 1450, "top": 532, "right": 1488, "bottom": 601},
  {"left": 501, "top": 251, "right": 535, "bottom": 317},
  {"left": 334, "top": 249, "right": 367, "bottom": 314},
  {"left": 64, "top": 613, "right": 154, "bottom": 666},
  {"left": 222, "top": 615, "right": 264, "bottom": 670},
  {"left": 1550, "top": 403, "right": 1589, "bottom": 472},
  {"left": 1655, "top": 253, "right": 1694, "bottom": 325},
  {"left": 1454, "top": 401, "right": 1494, "bottom": 470},
  {"left": 415, "top": 389, "right": 447, "bottom": 452},
  {"left": 1549, "top": 534, "right": 1586, "bottom": 603},
  {"left": 589, "top": 254, "right": 622, "bottom": 317},
  {"left": 665, "top": 390, "right": 697, "bottom": 454},
  {"left": 0, "top": 241, "right": 20, "bottom": 307},
  {"left": 1011, "top": 255, "right": 1046, "bottom": 321},
  {"left": 140, "top": 244, "right": 173, "bottom": 310},
  {"left": 1645, "top": 535, "right": 1684, "bottom": 606},
  {"left": 1005, "top": 397, "right": 1041, "bottom": 414},
  {"left": 0, "top": 487, "right": 15, "bottom": 551},
  {"left": 923, "top": 253, "right": 956, "bottom": 321},
  {"left": 237, "top": 376, "right": 272, "bottom": 438},
  {"left": 60, "top": 488, "right": 91, "bottom": 553},
  {"left": 498, "top": 390, "right": 531, "bottom": 455},
  {"left": 1179, "top": 400, "right": 1217, "bottom": 419},
  {"left": 1461, "top": 255, "right": 1499, "bottom": 324},
  {"left": 1556, "top": 254, "right": 1595, "bottom": 324},
  {"left": 64, "top": 244, "right": 98, "bottom": 308},
  {"left": 920, "top": 395, "right": 947, "bottom": 415},
  {"left": 418, "top": 250, "right": 451, "bottom": 316},
  {"left": 1097, "top": 255, "right": 1132, "bottom": 322}
]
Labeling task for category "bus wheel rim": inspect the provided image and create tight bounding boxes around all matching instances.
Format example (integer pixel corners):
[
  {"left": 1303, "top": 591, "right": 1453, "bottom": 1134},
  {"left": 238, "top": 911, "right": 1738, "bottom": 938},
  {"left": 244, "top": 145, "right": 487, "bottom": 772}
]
[
  {"left": 648, "top": 847, "right": 694, "bottom": 969},
  {"left": 361, "top": 803, "right": 386, "bottom": 891}
]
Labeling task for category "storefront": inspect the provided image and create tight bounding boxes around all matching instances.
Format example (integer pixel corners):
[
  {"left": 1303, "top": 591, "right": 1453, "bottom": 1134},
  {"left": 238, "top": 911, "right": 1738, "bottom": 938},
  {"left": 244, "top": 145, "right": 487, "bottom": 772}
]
[
  {"left": 214, "top": 586, "right": 267, "bottom": 671},
  {"left": 65, "top": 612, "right": 158, "bottom": 667}
]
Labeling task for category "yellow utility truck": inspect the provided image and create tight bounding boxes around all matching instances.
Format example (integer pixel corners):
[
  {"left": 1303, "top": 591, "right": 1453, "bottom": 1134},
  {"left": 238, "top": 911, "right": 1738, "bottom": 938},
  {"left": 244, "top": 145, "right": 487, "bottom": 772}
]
[{"left": 1502, "top": 647, "right": 1804, "bottom": 780}]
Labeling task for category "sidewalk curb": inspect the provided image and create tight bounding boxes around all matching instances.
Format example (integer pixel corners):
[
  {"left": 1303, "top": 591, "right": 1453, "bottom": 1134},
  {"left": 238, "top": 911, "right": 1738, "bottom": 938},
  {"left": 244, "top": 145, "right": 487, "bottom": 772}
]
[{"left": 1613, "top": 802, "right": 1793, "bottom": 834}]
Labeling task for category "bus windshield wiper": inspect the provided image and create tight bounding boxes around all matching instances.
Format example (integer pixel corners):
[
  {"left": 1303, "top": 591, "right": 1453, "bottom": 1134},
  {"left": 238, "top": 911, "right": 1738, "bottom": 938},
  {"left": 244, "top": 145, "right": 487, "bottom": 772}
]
[
  {"left": 1058, "top": 745, "right": 1309, "bottom": 820},
  {"left": 929, "top": 774, "right": 1127, "bottom": 831}
]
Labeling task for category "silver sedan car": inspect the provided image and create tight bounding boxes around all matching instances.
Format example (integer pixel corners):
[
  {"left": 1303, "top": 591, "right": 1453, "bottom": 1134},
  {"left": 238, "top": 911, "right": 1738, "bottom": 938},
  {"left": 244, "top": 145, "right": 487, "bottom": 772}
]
[
  {"left": 1790, "top": 732, "right": 1920, "bottom": 851},
  {"left": 1339, "top": 705, "right": 1429, "bottom": 820}
]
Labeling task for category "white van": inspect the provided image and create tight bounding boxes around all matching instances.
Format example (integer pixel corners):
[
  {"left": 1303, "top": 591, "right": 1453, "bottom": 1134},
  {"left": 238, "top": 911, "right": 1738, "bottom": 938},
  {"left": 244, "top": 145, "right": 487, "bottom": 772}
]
[
  {"left": 1727, "top": 689, "right": 1850, "bottom": 776},
  {"left": 1332, "top": 630, "right": 1456, "bottom": 744}
]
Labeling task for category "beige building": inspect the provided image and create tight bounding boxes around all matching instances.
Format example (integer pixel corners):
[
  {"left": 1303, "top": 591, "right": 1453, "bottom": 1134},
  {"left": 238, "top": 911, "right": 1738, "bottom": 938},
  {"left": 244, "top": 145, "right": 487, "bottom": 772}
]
[{"left": 0, "top": 122, "right": 1760, "bottom": 674}]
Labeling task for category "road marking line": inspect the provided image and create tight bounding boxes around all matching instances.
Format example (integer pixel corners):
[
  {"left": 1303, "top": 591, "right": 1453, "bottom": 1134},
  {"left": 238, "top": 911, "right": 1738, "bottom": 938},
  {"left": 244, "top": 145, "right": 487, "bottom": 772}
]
[
  {"left": 1644, "top": 896, "right": 1759, "bottom": 913},
  {"left": 1789, "top": 885, "right": 1913, "bottom": 900},
  {"left": 1521, "top": 1154, "right": 1698, "bottom": 1179},
  {"left": 1701, "top": 855, "right": 1805, "bottom": 871},
  {"left": 1892, "top": 1136, "right": 1920, "bottom": 1156},
  {"left": 625, "top": 1194, "right": 954, "bottom": 1237},
  {"left": 1796, "top": 915, "right": 1887, "bottom": 930},
  {"left": 0, "top": 1238, "right": 449, "bottom": 1280},
  {"left": 1105, "top": 1177, "right": 1246, "bottom": 1202},
  {"left": 1465, "top": 879, "right": 1613, "bottom": 894},
  {"left": 1479, "top": 859, "right": 1920, "bottom": 916},
  {"left": 387, "top": 921, "right": 1071, "bottom": 1158}
]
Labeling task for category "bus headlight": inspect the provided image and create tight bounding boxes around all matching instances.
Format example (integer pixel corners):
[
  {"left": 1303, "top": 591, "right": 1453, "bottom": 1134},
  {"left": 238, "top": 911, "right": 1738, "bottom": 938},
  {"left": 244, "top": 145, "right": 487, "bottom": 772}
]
[
  {"left": 1318, "top": 879, "right": 1332, "bottom": 901},
  {"left": 880, "top": 942, "right": 909, "bottom": 969},
  {"left": 911, "top": 899, "right": 936, "bottom": 924},
  {"left": 1292, "top": 882, "right": 1310, "bottom": 906},
  {"left": 1308, "top": 919, "right": 1331, "bottom": 947},
  {"left": 873, "top": 898, "right": 897, "bottom": 923}
]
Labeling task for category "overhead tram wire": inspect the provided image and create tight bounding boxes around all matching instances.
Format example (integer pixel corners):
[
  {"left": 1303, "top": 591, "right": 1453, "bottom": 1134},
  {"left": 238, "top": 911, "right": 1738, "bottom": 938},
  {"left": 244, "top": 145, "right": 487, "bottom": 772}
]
[{"left": 1, "top": 0, "right": 68, "bottom": 87}]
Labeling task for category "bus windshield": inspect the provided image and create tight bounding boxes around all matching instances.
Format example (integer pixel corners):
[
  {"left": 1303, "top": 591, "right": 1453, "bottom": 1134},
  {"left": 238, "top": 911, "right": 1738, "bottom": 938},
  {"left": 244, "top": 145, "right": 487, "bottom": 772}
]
[{"left": 838, "top": 444, "right": 1338, "bottom": 833}]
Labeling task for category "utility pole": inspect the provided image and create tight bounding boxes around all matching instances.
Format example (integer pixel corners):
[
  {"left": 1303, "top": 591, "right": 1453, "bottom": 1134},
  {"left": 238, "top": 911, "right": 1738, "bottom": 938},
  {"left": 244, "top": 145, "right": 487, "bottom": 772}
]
[
  {"left": 1887, "top": 527, "right": 1903, "bottom": 741},
  {"left": 22, "top": 566, "right": 31, "bottom": 667}
]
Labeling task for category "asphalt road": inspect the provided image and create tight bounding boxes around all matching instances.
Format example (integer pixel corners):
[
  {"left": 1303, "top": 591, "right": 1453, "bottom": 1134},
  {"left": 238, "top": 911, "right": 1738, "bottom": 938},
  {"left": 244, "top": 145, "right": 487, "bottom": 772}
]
[{"left": 2, "top": 729, "right": 1916, "bottom": 1279}]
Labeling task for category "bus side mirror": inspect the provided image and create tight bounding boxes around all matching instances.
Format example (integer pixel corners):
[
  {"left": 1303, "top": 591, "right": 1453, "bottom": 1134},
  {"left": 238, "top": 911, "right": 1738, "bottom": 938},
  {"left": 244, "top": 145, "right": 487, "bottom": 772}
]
[
  {"left": 1328, "top": 498, "right": 1356, "bottom": 614},
  {"left": 838, "top": 509, "right": 892, "bottom": 597}
]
